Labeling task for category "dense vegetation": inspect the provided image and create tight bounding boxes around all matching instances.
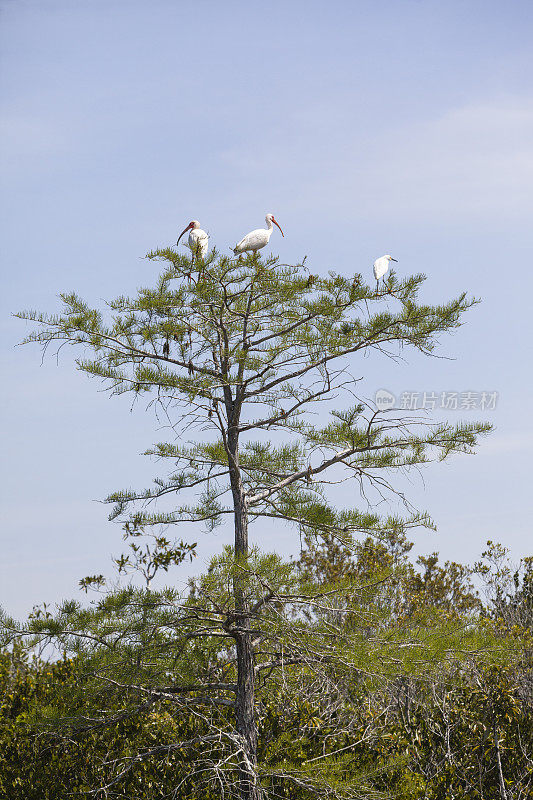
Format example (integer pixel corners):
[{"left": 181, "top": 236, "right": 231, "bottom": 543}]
[{"left": 1, "top": 538, "right": 531, "bottom": 799}]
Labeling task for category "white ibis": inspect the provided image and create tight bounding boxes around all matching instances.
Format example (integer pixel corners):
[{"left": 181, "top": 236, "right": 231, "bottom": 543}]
[
  {"left": 176, "top": 220, "right": 209, "bottom": 261},
  {"left": 233, "top": 213, "right": 284, "bottom": 256},
  {"left": 373, "top": 254, "right": 398, "bottom": 291}
]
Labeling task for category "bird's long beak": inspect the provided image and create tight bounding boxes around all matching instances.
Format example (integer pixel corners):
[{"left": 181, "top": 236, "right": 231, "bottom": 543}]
[
  {"left": 176, "top": 223, "right": 193, "bottom": 246},
  {"left": 272, "top": 218, "right": 284, "bottom": 237},
  {"left": 390, "top": 257, "right": 398, "bottom": 262}
]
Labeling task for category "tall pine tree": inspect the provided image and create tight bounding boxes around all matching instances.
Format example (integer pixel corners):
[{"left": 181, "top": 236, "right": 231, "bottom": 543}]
[{"left": 7, "top": 247, "right": 497, "bottom": 799}]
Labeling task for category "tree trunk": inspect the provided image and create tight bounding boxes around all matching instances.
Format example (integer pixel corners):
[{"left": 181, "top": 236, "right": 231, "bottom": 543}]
[
  {"left": 228, "top": 422, "right": 261, "bottom": 800},
  {"left": 493, "top": 718, "right": 508, "bottom": 800}
]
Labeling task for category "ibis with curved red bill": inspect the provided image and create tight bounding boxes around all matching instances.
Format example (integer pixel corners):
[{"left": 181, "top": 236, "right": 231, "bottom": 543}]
[
  {"left": 176, "top": 220, "right": 209, "bottom": 261},
  {"left": 233, "top": 213, "right": 284, "bottom": 256}
]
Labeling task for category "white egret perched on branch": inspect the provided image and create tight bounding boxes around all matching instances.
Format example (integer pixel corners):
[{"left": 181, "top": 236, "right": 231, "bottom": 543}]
[
  {"left": 233, "top": 213, "right": 284, "bottom": 257},
  {"left": 176, "top": 220, "right": 209, "bottom": 262},
  {"left": 373, "top": 254, "right": 398, "bottom": 291}
]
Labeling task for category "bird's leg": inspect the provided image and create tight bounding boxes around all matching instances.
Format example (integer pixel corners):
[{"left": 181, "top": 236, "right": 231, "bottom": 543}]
[{"left": 376, "top": 279, "right": 379, "bottom": 294}]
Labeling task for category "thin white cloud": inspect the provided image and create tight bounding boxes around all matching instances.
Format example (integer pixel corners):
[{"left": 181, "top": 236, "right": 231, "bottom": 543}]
[
  {"left": 476, "top": 430, "right": 533, "bottom": 456},
  {"left": 360, "top": 99, "right": 533, "bottom": 223},
  {"left": 220, "top": 97, "right": 533, "bottom": 225},
  {"left": 0, "top": 114, "right": 71, "bottom": 159}
]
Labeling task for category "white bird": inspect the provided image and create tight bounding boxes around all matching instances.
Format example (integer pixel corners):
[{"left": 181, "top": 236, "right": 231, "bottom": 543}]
[
  {"left": 373, "top": 254, "right": 398, "bottom": 291},
  {"left": 233, "top": 213, "right": 284, "bottom": 256},
  {"left": 176, "top": 220, "right": 209, "bottom": 261}
]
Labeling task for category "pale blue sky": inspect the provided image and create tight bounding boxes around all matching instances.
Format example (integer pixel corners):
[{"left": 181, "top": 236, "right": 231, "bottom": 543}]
[{"left": 1, "top": 0, "right": 532, "bottom": 619}]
